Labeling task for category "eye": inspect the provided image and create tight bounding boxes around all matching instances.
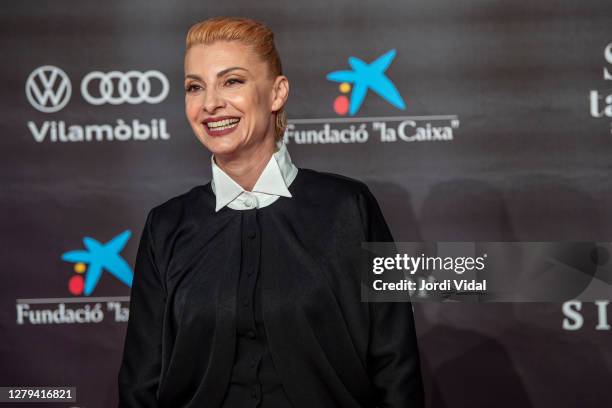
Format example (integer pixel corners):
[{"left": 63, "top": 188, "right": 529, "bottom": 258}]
[
  {"left": 185, "top": 84, "right": 202, "bottom": 93},
  {"left": 225, "top": 78, "right": 244, "bottom": 86}
]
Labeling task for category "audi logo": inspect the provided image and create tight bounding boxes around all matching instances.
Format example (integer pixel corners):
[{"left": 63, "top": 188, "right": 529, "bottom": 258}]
[{"left": 80, "top": 70, "right": 169, "bottom": 105}]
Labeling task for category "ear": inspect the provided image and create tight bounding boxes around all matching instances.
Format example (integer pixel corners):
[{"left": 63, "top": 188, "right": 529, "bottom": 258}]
[{"left": 270, "top": 75, "right": 289, "bottom": 112}]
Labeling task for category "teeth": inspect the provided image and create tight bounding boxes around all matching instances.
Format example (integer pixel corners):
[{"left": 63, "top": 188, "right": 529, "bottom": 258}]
[
  {"left": 210, "top": 123, "right": 238, "bottom": 131},
  {"left": 207, "top": 118, "right": 240, "bottom": 129}
]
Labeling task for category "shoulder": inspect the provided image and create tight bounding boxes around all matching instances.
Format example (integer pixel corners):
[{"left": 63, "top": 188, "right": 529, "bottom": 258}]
[
  {"left": 290, "top": 168, "right": 384, "bottom": 228},
  {"left": 146, "top": 183, "right": 214, "bottom": 231},
  {"left": 293, "top": 167, "right": 373, "bottom": 201},
  {"left": 291, "top": 168, "right": 392, "bottom": 241}
]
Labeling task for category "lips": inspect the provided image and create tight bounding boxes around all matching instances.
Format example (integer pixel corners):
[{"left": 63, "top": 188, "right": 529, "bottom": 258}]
[{"left": 202, "top": 116, "right": 241, "bottom": 137}]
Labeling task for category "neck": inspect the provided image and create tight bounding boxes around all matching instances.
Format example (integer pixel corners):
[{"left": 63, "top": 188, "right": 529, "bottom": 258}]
[{"left": 214, "top": 137, "right": 277, "bottom": 191}]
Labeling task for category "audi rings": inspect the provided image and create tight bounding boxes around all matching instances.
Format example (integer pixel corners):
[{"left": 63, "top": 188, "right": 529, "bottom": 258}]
[{"left": 80, "top": 70, "right": 169, "bottom": 105}]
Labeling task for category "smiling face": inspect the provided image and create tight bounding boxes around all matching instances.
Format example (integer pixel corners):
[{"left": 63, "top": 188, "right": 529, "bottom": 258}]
[{"left": 184, "top": 41, "right": 288, "bottom": 162}]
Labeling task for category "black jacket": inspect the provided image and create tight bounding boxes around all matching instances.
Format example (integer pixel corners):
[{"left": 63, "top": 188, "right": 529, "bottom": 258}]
[{"left": 118, "top": 168, "right": 424, "bottom": 407}]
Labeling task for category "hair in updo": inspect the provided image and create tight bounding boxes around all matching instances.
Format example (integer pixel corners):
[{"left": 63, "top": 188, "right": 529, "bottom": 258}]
[{"left": 185, "top": 17, "right": 287, "bottom": 140}]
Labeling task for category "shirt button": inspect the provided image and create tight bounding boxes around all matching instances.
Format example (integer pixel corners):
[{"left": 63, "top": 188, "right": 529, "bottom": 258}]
[
  {"left": 244, "top": 197, "right": 254, "bottom": 208},
  {"left": 247, "top": 267, "right": 255, "bottom": 276},
  {"left": 247, "top": 230, "right": 256, "bottom": 239},
  {"left": 241, "top": 296, "right": 249, "bottom": 307},
  {"left": 247, "top": 330, "right": 256, "bottom": 339}
]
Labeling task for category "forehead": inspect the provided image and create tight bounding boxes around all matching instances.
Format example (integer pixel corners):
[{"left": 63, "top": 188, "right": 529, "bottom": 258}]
[{"left": 184, "top": 41, "right": 267, "bottom": 76}]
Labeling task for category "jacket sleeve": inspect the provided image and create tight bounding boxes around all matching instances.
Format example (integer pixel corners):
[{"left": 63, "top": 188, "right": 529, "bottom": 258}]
[
  {"left": 357, "top": 184, "right": 424, "bottom": 408},
  {"left": 118, "top": 209, "right": 165, "bottom": 407}
]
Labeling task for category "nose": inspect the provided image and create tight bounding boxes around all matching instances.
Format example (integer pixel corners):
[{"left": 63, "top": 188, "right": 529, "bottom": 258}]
[{"left": 202, "top": 88, "right": 225, "bottom": 114}]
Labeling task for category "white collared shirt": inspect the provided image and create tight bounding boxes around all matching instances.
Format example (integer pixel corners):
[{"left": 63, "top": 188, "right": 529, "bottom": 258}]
[{"left": 210, "top": 139, "right": 298, "bottom": 212}]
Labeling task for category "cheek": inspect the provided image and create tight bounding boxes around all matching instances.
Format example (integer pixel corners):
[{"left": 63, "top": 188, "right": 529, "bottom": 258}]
[
  {"left": 235, "top": 94, "right": 268, "bottom": 129},
  {"left": 185, "top": 98, "right": 200, "bottom": 121},
  {"left": 226, "top": 86, "right": 264, "bottom": 115},
  {"left": 225, "top": 92, "right": 249, "bottom": 113}
]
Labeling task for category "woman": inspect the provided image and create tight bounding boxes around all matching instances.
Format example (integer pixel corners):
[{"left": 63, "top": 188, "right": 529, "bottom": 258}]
[{"left": 118, "top": 16, "right": 423, "bottom": 408}]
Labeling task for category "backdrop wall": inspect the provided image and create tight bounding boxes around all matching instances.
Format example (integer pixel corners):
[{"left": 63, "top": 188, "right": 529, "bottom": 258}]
[{"left": 2, "top": 1, "right": 612, "bottom": 407}]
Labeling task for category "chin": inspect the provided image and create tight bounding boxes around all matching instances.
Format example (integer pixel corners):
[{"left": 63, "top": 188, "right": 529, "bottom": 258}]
[{"left": 198, "top": 134, "right": 243, "bottom": 157}]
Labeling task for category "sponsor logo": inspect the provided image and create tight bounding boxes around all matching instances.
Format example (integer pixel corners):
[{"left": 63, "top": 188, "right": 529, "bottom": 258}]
[
  {"left": 25, "top": 65, "right": 72, "bottom": 113},
  {"left": 27, "top": 118, "right": 169, "bottom": 143},
  {"left": 25, "top": 66, "right": 171, "bottom": 143},
  {"left": 284, "top": 49, "right": 460, "bottom": 145},
  {"left": 327, "top": 49, "right": 406, "bottom": 116},
  {"left": 81, "top": 70, "right": 169, "bottom": 106},
  {"left": 589, "top": 42, "right": 612, "bottom": 134},
  {"left": 15, "top": 231, "right": 134, "bottom": 326},
  {"left": 61, "top": 230, "right": 133, "bottom": 296},
  {"left": 562, "top": 301, "right": 612, "bottom": 331},
  {"left": 562, "top": 245, "right": 612, "bottom": 331}
]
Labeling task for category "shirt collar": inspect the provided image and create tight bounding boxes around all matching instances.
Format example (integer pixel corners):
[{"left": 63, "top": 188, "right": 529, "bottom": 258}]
[{"left": 210, "top": 139, "right": 297, "bottom": 212}]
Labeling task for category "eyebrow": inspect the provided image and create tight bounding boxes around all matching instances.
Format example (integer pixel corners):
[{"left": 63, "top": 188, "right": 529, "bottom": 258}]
[{"left": 185, "top": 66, "right": 249, "bottom": 81}]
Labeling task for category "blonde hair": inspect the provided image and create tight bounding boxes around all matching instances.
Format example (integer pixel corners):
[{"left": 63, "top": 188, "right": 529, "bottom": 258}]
[{"left": 185, "top": 17, "right": 287, "bottom": 140}]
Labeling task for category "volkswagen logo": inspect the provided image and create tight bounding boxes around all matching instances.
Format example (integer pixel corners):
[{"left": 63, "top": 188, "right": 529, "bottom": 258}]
[
  {"left": 25, "top": 65, "right": 72, "bottom": 113},
  {"left": 81, "top": 70, "right": 169, "bottom": 105}
]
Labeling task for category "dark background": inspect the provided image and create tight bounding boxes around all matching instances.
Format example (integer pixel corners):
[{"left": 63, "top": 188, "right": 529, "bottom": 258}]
[{"left": 2, "top": 1, "right": 612, "bottom": 407}]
